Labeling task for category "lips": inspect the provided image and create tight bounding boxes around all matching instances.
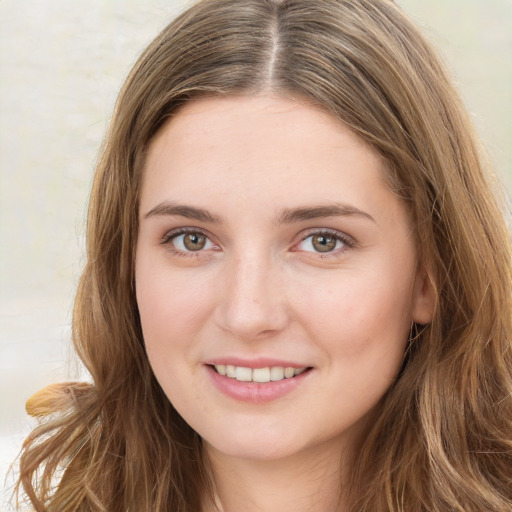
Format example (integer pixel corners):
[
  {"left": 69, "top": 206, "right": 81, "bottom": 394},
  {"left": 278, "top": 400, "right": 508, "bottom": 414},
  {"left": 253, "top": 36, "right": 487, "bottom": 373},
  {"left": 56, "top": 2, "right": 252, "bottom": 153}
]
[{"left": 206, "top": 360, "right": 312, "bottom": 403}]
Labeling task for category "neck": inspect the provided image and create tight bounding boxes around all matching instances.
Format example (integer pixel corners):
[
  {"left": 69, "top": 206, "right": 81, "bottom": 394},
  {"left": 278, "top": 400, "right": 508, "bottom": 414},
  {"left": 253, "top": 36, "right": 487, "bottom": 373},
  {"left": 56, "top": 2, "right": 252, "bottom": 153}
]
[{"left": 203, "top": 440, "right": 353, "bottom": 512}]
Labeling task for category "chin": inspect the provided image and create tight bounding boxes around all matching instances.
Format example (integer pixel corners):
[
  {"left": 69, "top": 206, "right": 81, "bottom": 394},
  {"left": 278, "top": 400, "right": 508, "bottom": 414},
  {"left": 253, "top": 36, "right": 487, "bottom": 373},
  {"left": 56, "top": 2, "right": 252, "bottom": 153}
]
[{"left": 202, "top": 424, "right": 306, "bottom": 462}]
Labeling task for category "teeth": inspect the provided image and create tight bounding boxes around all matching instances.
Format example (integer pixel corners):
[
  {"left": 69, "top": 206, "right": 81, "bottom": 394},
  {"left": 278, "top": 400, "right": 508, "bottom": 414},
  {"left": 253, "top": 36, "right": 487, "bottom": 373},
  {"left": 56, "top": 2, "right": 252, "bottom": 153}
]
[
  {"left": 252, "top": 367, "right": 270, "bottom": 383},
  {"left": 270, "top": 366, "right": 284, "bottom": 381},
  {"left": 284, "top": 367, "right": 295, "bottom": 378},
  {"left": 213, "top": 365, "right": 308, "bottom": 382},
  {"left": 235, "top": 367, "right": 252, "bottom": 382}
]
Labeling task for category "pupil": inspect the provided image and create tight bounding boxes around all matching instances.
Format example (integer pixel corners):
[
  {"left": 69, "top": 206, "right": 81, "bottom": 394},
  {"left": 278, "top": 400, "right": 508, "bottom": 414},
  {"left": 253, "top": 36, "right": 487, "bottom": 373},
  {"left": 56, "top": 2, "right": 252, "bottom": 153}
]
[
  {"left": 184, "top": 233, "right": 206, "bottom": 251},
  {"left": 313, "top": 235, "right": 336, "bottom": 252}
]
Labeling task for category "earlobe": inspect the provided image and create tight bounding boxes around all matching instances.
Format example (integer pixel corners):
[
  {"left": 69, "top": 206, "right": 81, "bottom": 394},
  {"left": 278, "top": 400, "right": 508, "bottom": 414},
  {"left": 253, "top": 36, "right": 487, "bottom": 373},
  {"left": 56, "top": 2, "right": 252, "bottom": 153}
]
[{"left": 412, "top": 266, "right": 435, "bottom": 325}]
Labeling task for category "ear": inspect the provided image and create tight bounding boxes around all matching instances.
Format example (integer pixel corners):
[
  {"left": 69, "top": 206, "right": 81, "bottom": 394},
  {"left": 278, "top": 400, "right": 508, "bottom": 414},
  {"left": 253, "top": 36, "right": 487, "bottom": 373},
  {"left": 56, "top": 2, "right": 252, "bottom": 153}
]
[{"left": 412, "top": 265, "right": 435, "bottom": 325}]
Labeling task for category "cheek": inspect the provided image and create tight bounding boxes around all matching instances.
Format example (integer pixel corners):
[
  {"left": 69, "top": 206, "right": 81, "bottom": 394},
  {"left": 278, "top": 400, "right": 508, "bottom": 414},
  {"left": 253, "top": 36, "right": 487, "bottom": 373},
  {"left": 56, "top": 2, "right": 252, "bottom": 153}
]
[
  {"left": 135, "top": 262, "right": 213, "bottom": 408},
  {"left": 298, "top": 274, "right": 413, "bottom": 421},
  {"left": 293, "top": 266, "right": 413, "bottom": 372},
  {"left": 135, "top": 261, "right": 207, "bottom": 374},
  {"left": 136, "top": 259, "right": 214, "bottom": 331}
]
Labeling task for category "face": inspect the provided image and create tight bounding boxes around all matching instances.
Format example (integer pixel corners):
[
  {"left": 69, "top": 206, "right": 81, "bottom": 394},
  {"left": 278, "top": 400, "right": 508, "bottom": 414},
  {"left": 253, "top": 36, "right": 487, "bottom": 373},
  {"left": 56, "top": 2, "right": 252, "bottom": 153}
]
[{"left": 135, "top": 94, "right": 433, "bottom": 464}]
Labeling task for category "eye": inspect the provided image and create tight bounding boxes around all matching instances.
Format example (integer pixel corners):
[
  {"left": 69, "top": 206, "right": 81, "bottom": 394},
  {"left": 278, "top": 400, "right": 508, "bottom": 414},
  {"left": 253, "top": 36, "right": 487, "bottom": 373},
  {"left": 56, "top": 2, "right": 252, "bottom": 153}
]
[
  {"left": 164, "top": 230, "right": 216, "bottom": 253},
  {"left": 296, "top": 231, "right": 351, "bottom": 254}
]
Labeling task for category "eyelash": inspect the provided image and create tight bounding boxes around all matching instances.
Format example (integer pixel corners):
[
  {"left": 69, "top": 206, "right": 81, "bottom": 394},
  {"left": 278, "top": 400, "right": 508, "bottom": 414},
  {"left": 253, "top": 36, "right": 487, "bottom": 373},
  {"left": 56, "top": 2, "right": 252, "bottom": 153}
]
[
  {"left": 295, "top": 229, "right": 355, "bottom": 257},
  {"left": 161, "top": 227, "right": 217, "bottom": 258},
  {"left": 160, "top": 228, "right": 355, "bottom": 258}
]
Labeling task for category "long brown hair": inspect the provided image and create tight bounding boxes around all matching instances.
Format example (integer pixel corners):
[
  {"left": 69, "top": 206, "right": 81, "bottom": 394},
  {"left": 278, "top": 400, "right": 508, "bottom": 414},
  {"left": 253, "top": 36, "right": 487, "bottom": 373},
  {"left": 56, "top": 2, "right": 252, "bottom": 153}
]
[{"left": 15, "top": 1, "right": 512, "bottom": 510}]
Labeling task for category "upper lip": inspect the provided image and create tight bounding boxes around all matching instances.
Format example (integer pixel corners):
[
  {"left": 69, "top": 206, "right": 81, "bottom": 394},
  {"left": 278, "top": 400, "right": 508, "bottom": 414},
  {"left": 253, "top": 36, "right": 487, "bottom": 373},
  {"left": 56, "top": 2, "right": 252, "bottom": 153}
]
[{"left": 204, "top": 357, "right": 310, "bottom": 369}]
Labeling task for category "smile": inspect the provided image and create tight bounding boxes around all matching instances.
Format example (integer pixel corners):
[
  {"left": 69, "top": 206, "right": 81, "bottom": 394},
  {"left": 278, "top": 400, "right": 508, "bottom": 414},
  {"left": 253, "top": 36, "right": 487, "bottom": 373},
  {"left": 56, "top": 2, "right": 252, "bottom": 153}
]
[{"left": 213, "top": 365, "right": 308, "bottom": 383}]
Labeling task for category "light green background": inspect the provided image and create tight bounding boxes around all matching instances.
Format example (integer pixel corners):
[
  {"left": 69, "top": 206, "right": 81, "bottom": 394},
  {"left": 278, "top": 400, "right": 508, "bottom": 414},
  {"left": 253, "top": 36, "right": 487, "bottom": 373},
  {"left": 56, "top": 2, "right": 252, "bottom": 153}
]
[{"left": 1, "top": 1, "right": 511, "bottom": 508}]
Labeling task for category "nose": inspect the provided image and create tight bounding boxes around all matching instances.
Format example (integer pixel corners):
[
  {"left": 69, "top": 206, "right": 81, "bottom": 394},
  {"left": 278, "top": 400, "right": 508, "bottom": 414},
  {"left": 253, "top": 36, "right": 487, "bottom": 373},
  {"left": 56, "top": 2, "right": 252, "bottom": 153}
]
[{"left": 214, "top": 252, "right": 290, "bottom": 340}]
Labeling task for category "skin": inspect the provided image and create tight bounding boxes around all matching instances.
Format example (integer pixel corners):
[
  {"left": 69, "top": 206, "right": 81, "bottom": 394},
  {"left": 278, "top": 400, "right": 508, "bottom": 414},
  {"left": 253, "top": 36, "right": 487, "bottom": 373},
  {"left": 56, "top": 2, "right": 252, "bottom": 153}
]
[{"left": 135, "top": 94, "right": 433, "bottom": 511}]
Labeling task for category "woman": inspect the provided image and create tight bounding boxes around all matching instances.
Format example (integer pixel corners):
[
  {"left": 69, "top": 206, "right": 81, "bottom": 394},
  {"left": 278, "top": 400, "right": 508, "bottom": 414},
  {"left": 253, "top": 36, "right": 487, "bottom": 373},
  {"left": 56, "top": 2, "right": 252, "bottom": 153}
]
[{"left": 15, "top": 0, "right": 512, "bottom": 511}]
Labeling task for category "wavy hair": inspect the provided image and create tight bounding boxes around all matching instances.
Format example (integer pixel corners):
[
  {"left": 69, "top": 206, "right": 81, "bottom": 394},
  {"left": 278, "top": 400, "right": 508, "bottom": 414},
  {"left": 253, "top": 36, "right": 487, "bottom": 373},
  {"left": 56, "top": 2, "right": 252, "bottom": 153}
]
[{"left": 15, "top": 0, "right": 512, "bottom": 510}]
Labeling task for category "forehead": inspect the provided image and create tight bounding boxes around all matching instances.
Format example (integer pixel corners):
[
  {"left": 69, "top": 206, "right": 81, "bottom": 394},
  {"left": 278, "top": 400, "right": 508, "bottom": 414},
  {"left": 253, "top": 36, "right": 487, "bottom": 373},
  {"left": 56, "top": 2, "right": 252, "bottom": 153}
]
[
  {"left": 149, "top": 94, "right": 380, "bottom": 164},
  {"left": 140, "top": 94, "right": 405, "bottom": 228}
]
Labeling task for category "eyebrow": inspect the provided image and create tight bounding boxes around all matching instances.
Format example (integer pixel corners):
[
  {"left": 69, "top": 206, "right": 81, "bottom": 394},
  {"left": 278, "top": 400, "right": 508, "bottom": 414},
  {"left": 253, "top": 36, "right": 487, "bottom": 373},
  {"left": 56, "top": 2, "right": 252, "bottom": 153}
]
[
  {"left": 143, "top": 201, "right": 375, "bottom": 224},
  {"left": 144, "top": 202, "right": 223, "bottom": 223},
  {"left": 275, "top": 203, "right": 375, "bottom": 224}
]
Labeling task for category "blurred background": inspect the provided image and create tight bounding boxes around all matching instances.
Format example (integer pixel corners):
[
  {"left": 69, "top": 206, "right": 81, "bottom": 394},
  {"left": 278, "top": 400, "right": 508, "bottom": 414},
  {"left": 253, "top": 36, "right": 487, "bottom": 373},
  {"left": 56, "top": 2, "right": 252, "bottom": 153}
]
[{"left": 1, "top": 0, "right": 511, "bottom": 508}]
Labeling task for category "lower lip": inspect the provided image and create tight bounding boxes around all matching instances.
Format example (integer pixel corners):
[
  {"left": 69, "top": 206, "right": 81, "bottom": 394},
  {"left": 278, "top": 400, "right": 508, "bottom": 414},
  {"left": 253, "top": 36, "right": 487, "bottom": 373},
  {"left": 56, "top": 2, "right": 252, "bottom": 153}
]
[{"left": 206, "top": 366, "right": 312, "bottom": 403}]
